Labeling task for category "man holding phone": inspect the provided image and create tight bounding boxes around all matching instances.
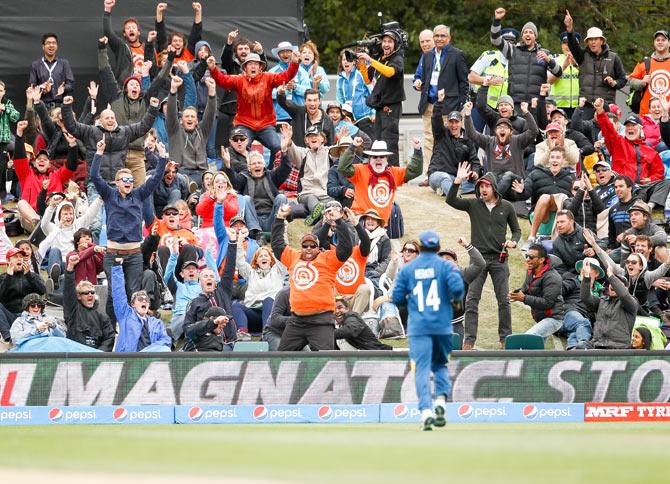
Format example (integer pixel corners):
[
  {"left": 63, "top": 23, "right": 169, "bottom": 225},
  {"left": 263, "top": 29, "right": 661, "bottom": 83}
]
[
  {"left": 0, "top": 248, "right": 47, "bottom": 342},
  {"left": 513, "top": 244, "right": 565, "bottom": 340}
]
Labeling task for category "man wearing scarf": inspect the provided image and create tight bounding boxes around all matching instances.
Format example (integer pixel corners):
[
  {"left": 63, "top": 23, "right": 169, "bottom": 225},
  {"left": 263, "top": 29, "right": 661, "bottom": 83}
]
[{"left": 338, "top": 137, "right": 422, "bottom": 224}]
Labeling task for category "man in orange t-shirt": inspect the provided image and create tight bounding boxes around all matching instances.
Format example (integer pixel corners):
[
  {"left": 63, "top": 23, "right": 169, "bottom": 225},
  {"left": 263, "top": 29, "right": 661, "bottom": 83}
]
[
  {"left": 629, "top": 30, "right": 670, "bottom": 117},
  {"left": 271, "top": 203, "right": 353, "bottom": 350},
  {"left": 314, "top": 203, "right": 373, "bottom": 314},
  {"left": 338, "top": 136, "right": 423, "bottom": 223}
]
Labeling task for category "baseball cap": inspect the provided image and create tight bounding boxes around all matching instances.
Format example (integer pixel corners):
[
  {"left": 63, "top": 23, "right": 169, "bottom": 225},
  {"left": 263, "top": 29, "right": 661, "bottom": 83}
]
[
  {"left": 608, "top": 103, "right": 622, "bottom": 119},
  {"left": 6, "top": 247, "right": 26, "bottom": 259},
  {"left": 438, "top": 248, "right": 458, "bottom": 260},
  {"left": 230, "top": 215, "right": 246, "bottom": 226},
  {"left": 623, "top": 114, "right": 642, "bottom": 126},
  {"left": 655, "top": 30, "right": 670, "bottom": 39},
  {"left": 305, "top": 126, "right": 321, "bottom": 137},
  {"left": 550, "top": 108, "right": 567, "bottom": 120},
  {"left": 545, "top": 122, "right": 562, "bottom": 132},
  {"left": 496, "top": 118, "right": 513, "bottom": 128},
  {"left": 182, "top": 259, "right": 199, "bottom": 269},
  {"left": 419, "top": 230, "right": 440, "bottom": 249},
  {"left": 229, "top": 127, "right": 248, "bottom": 139},
  {"left": 447, "top": 111, "right": 463, "bottom": 121},
  {"left": 35, "top": 149, "right": 50, "bottom": 159},
  {"left": 593, "top": 160, "right": 611, "bottom": 170},
  {"left": 301, "top": 233, "right": 319, "bottom": 247},
  {"left": 162, "top": 204, "right": 179, "bottom": 215}
]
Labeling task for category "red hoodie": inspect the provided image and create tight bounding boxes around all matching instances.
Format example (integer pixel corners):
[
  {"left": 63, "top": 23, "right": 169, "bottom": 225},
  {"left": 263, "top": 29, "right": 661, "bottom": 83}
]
[
  {"left": 15, "top": 157, "right": 75, "bottom": 210},
  {"left": 209, "top": 61, "right": 299, "bottom": 131},
  {"left": 597, "top": 111, "right": 664, "bottom": 183}
]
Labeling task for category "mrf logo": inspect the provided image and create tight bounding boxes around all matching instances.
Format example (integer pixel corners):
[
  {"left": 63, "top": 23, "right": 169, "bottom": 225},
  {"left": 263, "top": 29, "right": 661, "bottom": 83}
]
[{"left": 585, "top": 404, "right": 635, "bottom": 421}]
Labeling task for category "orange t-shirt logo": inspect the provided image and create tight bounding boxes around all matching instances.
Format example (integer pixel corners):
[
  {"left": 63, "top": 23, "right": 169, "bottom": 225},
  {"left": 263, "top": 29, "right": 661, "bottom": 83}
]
[
  {"left": 336, "top": 258, "right": 360, "bottom": 287},
  {"left": 292, "top": 261, "right": 320, "bottom": 290},
  {"left": 650, "top": 70, "right": 670, "bottom": 98},
  {"left": 368, "top": 178, "right": 393, "bottom": 209}
]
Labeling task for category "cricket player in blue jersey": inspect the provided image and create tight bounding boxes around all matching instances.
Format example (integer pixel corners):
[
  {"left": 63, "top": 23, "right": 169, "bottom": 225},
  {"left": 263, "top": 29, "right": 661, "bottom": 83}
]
[{"left": 391, "top": 230, "right": 464, "bottom": 430}]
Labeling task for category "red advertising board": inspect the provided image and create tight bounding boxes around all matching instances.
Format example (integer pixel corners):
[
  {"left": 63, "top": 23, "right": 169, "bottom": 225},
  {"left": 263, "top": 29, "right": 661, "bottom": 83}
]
[{"left": 584, "top": 403, "right": 670, "bottom": 422}]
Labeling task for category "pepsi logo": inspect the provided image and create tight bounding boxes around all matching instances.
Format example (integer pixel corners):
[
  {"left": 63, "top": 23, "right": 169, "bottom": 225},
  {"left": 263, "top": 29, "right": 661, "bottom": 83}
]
[
  {"left": 458, "top": 404, "right": 473, "bottom": 419},
  {"left": 188, "top": 406, "right": 203, "bottom": 422},
  {"left": 394, "top": 404, "right": 408, "bottom": 419},
  {"left": 318, "top": 405, "right": 333, "bottom": 421},
  {"left": 48, "top": 407, "right": 64, "bottom": 422},
  {"left": 523, "top": 404, "right": 538, "bottom": 420},
  {"left": 113, "top": 407, "right": 128, "bottom": 422},
  {"left": 253, "top": 405, "right": 268, "bottom": 421}
]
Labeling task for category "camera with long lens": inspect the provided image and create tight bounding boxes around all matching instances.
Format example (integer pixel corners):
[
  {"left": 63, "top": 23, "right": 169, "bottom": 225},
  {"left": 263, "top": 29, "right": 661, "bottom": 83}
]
[{"left": 341, "top": 14, "right": 408, "bottom": 59}]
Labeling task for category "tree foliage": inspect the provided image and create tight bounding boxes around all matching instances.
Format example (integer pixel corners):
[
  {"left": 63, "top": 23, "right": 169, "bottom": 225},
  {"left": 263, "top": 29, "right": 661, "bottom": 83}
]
[{"left": 305, "top": 0, "right": 668, "bottom": 74}]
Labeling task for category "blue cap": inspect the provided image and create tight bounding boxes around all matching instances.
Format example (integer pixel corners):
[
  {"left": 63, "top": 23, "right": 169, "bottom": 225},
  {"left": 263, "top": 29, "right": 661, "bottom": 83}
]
[
  {"left": 500, "top": 28, "right": 519, "bottom": 41},
  {"left": 560, "top": 31, "right": 580, "bottom": 43},
  {"left": 419, "top": 230, "right": 440, "bottom": 249}
]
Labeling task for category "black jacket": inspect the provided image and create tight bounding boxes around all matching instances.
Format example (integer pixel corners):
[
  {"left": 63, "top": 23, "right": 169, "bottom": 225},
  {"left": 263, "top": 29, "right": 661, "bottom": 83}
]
[
  {"left": 225, "top": 154, "right": 292, "bottom": 208},
  {"left": 552, "top": 224, "right": 587, "bottom": 274},
  {"left": 277, "top": 94, "right": 335, "bottom": 146},
  {"left": 0, "top": 271, "right": 46, "bottom": 314},
  {"left": 521, "top": 259, "right": 565, "bottom": 322},
  {"left": 366, "top": 50, "right": 405, "bottom": 107},
  {"left": 327, "top": 162, "right": 355, "bottom": 206},
  {"left": 183, "top": 241, "right": 238, "bottom": 351},
  {"left": 476, "top": 86, "right": 528, "bottom": 133},
  {"left": 562, "top": 188, "right": 607, "bottom": 234},
  {"left": 266, "top": 286, "right": 291, "bottom": 337},
  {"left": 428, "top": 101, "right": 480, "bottom": 177},
  {"left": 63, "top": 270, "right": 115, "bottom": 351},
  {"left": 517, "top": 165, "right": 575, "bottom": 206},
  {"left": 417, "top": 46, "right": 468, "bottom": 115},
  {"left": 335, "top": 312, "right": 392, "bottom": 350}
]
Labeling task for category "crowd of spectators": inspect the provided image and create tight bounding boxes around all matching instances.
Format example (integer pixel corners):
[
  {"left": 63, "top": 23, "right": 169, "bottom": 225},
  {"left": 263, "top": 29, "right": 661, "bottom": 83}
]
[{"left": 0, "top": 2, "right": 669, "bottom": 352}]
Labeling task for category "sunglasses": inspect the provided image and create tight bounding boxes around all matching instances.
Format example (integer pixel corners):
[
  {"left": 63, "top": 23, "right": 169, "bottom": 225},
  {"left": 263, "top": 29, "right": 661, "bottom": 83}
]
[
  {"left": 594, "top": 168, "right": 608, "bottom": 173},
  {"left": 29, "top": 303, "right": 44, "bottom": 308},
  {"left": 625, "top": 260, "right": 639, "bottom": 265},
  {"left": 301, "top": 244, "right": 318, "bottom": 249},
  {"left": 78, "top": 290, "right": 95, "bottom": 296},
  {"left": 164, "top": 211, "right": 179, "bottom": 216},
  {"left": 134, "top": 295, "right": 149, "bottom": 303},
  {"left": 524, "top": 254, "right": 539, "bottom": 260},
  {"left": 231, "top": 137, "right": 247, "bottom": 142},
  {"left": 402, "top": 248, "right": 418, "bottom": 254},
  {"left": 118, "top": 176, "right": 135, "bottom": 184}
]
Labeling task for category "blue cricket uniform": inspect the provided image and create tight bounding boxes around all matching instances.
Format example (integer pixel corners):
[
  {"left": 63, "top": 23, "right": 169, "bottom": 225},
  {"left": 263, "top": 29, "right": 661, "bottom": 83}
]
[{"left": 391, "top": 253, "right": 464, "bottom": 411}]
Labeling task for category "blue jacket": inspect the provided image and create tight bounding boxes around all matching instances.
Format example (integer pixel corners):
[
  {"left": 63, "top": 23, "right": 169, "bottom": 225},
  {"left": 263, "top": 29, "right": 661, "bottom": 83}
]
[
  {"left": 270, "top": 61, "right": 310, "bottom": 122},
  {"left": 336, "top": 69, "right": 374, "bottom": 122},
  {"left": 112, "top": 265, "right": 171, "bottom": 352},
  {"left": 213, "top": 202, "right": 259, "bottom": 270},
  {"left": 391, "top": 253, "right": 464, "bottom": 336},
  {"left": 91, "top": 152, "right": 167, "bottom": 244}
]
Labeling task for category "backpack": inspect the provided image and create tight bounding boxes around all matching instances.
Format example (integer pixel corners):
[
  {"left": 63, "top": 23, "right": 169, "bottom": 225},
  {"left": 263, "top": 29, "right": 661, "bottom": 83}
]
[
  {"left": 627, "top": 57, "right": 651, "bottom": 114},
  {"left": 386, "top": 202, "right": 404, "bottom": 239}
]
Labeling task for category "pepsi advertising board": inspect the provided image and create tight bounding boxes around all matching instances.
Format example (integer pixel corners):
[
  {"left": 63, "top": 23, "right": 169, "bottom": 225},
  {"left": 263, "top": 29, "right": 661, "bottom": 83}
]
[
  {"left": 175, "top": 405, "right": 380, "bottom": 424},
  {"left": 379, "top": 403, "right": 421, "bottom": 423},
  {"left": 447, "top": 403, "right": 584, "bottom": 423},
  {"left": 0, "top": 406, "right": 174, "bottom": 426}
]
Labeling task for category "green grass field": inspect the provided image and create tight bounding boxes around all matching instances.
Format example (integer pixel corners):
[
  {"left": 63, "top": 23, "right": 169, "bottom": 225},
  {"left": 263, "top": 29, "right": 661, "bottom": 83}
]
[{"left": 2, "top": 423, "right": 668, "bottom": 483}]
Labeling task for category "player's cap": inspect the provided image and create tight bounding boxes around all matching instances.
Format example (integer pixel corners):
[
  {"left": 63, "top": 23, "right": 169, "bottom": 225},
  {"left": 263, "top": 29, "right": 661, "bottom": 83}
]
[{"left": 419, "top": 230, "right": 440, "bottom": 250}]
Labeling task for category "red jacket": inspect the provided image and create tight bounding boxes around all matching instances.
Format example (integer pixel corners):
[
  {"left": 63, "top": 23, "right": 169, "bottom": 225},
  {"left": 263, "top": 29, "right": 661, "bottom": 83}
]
[
  {"left": 208, "top": 61, "right": 299, "bottom": 131},
  {"left": 597, "top": 111, "right": 664, "bottom": 183},
  {"left": 66, "top": 244, "right": 104, "bottom": 285},
  {"left": 15, "top": 157, "right": 76, "bottom": 210},
  {"left": 196, "top": 192, "right": 239, "bottom": 228}
]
